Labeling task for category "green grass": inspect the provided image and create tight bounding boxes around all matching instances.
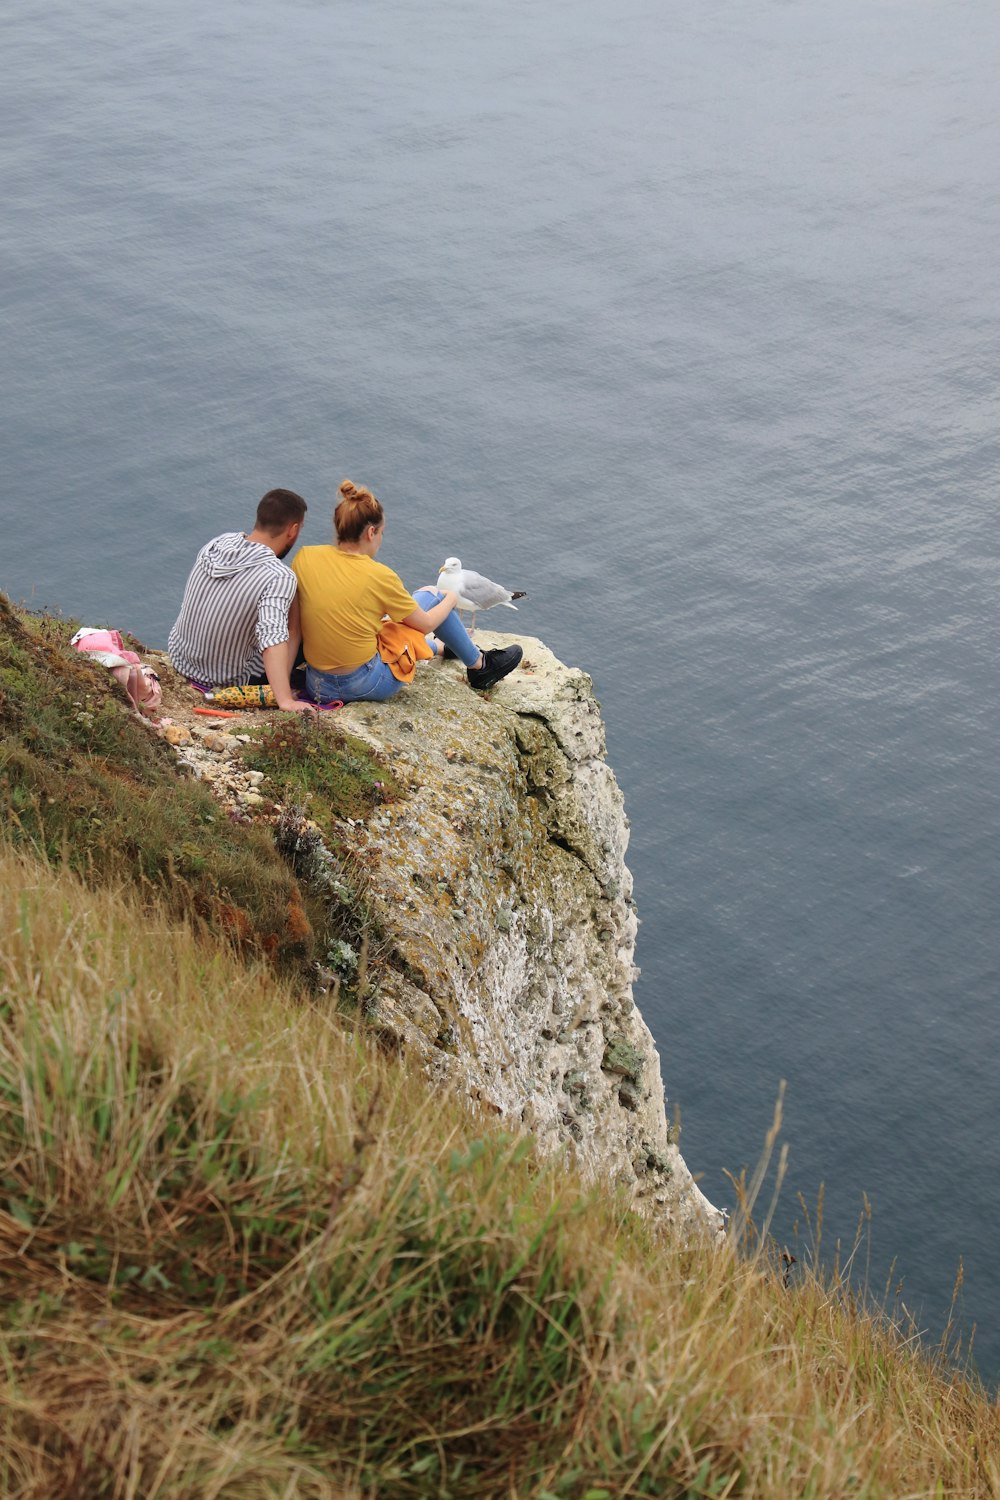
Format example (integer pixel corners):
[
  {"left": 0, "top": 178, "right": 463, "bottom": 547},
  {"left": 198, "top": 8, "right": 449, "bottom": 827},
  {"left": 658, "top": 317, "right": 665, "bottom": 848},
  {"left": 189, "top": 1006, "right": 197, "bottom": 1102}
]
[
  {"left": 240, "top": 716, "right": 401, "bottom": 824},
  {"left": 239, "top": 716, "right": 403, "bottom": 990}
]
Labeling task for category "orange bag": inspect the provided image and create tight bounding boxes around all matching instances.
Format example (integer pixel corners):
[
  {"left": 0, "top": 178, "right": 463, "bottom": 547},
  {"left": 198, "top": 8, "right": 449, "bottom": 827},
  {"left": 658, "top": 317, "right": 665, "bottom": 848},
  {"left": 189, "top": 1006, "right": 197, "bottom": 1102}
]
[{"left": 376, "top": 622, "right": 435, "bottom": 683}]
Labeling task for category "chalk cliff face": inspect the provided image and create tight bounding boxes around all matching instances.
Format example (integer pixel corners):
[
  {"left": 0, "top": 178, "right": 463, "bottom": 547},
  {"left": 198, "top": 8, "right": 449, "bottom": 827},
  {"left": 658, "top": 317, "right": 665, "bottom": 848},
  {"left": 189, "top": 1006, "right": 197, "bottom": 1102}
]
[
  {"left": 321, "top": 633, "right": 720, "bottom": 1236},
  {"left": 163, "top": 632, "right": 718, "bottom": 1233}
]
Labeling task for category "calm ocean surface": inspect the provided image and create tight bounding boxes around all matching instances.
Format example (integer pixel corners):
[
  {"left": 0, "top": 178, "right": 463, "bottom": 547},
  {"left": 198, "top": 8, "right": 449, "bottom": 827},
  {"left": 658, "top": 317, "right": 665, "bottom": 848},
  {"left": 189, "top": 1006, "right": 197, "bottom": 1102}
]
[{"left": 4, "top": 0, "right": 999, "bottom": 1380}]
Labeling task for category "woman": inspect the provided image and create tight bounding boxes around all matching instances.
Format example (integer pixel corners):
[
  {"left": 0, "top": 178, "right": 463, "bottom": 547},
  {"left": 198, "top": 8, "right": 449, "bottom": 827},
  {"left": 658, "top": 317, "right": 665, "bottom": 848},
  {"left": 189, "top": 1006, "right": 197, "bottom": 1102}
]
[{"left": 292, "top": 480, "right": 522, "bottom": 704}]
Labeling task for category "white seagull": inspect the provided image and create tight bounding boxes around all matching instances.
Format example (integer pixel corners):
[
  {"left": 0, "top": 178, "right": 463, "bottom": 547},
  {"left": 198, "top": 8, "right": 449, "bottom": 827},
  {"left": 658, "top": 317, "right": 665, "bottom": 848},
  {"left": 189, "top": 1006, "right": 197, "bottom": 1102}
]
[{"left": 437, "top": 557, "right": 527, "bottom": 631}]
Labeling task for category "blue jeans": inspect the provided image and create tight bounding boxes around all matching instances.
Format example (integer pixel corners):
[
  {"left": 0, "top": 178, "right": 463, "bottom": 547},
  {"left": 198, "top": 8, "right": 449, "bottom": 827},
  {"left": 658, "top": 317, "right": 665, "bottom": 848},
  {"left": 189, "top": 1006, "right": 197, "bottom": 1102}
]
[
  {"left": 413, "top": 589, "right": 480, "bottom": 667},
  {"left": 304, "top": 590, "right": 480, "bottom": 704},
  {"left": 306, "top": 653, "right": 400, "bottom": 704}
]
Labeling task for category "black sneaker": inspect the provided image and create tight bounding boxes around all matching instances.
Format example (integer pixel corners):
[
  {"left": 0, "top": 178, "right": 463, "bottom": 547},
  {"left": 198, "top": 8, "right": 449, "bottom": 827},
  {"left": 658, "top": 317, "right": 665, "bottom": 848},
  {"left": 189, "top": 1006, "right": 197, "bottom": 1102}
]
[{"left": 467, "top": 644, "right": 523, "bottom": 691}]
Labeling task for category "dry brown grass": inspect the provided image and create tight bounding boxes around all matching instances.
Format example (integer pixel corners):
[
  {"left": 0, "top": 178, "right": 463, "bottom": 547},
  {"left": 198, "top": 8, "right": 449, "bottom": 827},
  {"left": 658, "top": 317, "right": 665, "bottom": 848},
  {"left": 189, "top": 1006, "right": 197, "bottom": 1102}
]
[{"left": 1, "top": 842, "right": 998, "bottom": 1499}]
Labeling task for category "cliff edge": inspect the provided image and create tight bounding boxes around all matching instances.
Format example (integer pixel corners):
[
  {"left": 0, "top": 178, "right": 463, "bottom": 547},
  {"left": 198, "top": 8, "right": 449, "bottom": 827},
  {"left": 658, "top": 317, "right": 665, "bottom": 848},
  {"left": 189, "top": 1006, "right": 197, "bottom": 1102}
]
[{"left": 168, "top": 631, "right": 719, "bottom": 1236}]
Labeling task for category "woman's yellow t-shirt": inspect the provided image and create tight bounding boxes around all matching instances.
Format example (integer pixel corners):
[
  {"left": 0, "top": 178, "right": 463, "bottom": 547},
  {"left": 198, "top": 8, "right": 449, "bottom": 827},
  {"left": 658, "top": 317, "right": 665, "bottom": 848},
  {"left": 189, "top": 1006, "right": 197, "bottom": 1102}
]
[{"left": 291, "top": 547, "right": 418, "bottom": 673}]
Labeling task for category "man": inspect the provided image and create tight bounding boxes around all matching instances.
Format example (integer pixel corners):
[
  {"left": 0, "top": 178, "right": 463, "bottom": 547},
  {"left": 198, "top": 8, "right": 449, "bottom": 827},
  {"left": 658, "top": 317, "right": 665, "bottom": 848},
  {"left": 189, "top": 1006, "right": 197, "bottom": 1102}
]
[{"left": 168, "top": 488, "right": 314, "bottom": 714}]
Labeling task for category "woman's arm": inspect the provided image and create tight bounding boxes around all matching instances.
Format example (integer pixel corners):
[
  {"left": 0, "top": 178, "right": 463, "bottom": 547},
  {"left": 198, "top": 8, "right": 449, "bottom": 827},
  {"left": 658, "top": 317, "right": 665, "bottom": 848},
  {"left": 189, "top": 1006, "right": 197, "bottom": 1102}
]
[{"left": 402, "top": 590, "right": 459, "bottom": 633}]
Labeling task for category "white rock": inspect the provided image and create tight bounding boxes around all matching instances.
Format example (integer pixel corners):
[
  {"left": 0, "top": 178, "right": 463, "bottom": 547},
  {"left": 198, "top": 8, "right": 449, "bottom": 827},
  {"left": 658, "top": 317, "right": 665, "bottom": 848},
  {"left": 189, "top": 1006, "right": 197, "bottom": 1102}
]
[{"left": 331, "top": 632, "right": 721, "bottom": 1238}]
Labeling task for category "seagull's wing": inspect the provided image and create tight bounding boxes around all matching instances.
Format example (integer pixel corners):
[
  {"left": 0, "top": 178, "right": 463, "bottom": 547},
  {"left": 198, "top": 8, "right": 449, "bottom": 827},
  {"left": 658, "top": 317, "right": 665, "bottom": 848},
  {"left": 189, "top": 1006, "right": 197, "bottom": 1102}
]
[{"left": 456, "top": 569, "right": 513, "bottom": 609}]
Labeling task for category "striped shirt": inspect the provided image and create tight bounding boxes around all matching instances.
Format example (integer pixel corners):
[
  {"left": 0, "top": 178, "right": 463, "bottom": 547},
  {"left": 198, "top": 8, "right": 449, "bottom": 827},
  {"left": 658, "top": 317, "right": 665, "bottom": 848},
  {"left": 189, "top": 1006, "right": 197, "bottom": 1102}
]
[{"left": 167, "top": 532, "right": 297, "bottom": 686}]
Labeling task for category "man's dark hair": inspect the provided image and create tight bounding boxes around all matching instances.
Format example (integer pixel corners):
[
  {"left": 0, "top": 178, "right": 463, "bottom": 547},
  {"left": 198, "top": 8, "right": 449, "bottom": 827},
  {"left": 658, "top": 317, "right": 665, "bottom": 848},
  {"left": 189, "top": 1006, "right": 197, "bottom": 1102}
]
[{"left": 255, "top": 488, "right": 308, "bottom": 532}]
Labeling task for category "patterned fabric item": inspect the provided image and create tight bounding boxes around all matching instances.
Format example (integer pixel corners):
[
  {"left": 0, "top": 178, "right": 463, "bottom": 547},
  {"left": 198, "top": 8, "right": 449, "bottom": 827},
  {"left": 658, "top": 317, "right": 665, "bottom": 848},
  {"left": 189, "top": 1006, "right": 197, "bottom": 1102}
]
[{"left": 206, "top": 684, "right": 278, "bottom": 709}]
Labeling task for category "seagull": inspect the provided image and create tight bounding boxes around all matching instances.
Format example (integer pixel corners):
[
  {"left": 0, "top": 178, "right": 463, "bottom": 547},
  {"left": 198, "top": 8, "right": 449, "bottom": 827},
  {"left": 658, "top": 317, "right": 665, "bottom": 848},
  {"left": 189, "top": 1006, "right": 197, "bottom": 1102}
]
[{"left": 437, "top": 557, "right": 527, "bottom": 631}]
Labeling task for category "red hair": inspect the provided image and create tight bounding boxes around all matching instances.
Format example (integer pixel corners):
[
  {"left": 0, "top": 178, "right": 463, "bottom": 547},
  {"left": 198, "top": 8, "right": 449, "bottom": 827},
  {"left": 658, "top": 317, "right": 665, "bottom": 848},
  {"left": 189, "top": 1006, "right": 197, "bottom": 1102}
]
[{"left": 334, "top": 479, "right": 384, "bottom": 542}]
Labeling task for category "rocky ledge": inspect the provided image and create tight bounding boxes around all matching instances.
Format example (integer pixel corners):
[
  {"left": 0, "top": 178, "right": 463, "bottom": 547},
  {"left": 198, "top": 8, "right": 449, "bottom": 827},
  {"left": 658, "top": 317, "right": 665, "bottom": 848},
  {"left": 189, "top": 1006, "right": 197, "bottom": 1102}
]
[{"left": 158, "top": 634, "right": 721, "bottom": 1237}]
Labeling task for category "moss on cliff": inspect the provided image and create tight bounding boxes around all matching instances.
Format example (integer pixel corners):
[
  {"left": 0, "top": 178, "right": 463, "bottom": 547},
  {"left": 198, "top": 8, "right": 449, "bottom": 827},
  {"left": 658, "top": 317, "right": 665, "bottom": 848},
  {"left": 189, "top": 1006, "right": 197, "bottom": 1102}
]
[{"left": 240, "top": 715, "right": 402, "bottom": 823}]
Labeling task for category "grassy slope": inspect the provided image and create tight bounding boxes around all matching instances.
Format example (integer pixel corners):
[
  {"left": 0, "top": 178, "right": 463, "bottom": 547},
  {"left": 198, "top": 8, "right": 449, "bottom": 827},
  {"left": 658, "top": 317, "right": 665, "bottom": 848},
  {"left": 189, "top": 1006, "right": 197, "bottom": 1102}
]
[
  {"left": 0, "top": 598, "right": 394, "bottom": 984},
  {"left": 0, "top": 602, "right": 997, "bottom": 1498},
  {"left": 0, "top": 596, "right": 313, "bottom": 968}
]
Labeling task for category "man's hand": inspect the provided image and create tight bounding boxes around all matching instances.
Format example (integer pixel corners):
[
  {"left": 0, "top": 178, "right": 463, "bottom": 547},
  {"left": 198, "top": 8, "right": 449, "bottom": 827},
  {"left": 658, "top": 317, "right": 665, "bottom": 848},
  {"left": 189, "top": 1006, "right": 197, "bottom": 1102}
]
[{"left": 263, "top": 640, "right": 314, "bottom": 714}]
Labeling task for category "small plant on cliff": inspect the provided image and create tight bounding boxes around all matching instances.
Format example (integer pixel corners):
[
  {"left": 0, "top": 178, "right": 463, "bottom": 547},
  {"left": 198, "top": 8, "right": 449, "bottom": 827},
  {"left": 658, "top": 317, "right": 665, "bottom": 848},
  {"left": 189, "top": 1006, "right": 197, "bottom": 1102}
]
[
  {"left": 272, "top": 809, "right": 386, "bottom": 998},
  {"left": 241, "top": 717, "right": 400, "bottom": 823}
]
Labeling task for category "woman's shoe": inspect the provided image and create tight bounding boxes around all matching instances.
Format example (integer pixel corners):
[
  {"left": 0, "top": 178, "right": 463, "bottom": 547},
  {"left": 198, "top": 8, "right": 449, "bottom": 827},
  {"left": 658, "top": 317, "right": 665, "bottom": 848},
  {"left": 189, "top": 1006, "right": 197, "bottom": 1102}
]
[{"left": 467, "top": 645, "right": 523, "bottom": 691}]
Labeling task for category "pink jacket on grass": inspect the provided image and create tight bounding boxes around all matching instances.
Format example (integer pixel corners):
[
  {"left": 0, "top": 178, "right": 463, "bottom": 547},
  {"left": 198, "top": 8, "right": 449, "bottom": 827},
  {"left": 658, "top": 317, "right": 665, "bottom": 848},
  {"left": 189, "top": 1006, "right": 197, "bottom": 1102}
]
[{"left": 71, "top": 628, "right": 162, "bottom": 716}]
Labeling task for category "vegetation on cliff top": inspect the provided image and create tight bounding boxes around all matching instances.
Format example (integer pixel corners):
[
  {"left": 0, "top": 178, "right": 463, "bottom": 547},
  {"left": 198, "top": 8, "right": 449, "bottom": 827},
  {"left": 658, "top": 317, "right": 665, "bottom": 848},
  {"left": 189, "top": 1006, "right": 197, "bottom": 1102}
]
[
  {"left": 0, "top": 597, "right": 392, "bottom": 980},
  {"left": 0, "top": 598, "right": 997, "bottom": 1498},
  {"left": 241, "top": 715, "right": 401, "bottom": 824},
  {"left": 0, "top": 596, "right": 313, "bottom": 967}
]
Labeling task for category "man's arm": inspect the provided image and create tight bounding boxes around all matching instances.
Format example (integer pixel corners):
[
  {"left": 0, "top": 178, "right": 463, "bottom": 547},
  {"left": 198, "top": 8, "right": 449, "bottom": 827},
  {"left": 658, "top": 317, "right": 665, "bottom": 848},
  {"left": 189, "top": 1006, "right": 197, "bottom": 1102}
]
[
  {"left": 262, "top": 642, "right": 312, "bottom": 713},
  {"left": 260, "top": 585, "right": 313, "bottom": 714},
  {"left": 286, "top": 593, "right": 302, "bottom": 666}
]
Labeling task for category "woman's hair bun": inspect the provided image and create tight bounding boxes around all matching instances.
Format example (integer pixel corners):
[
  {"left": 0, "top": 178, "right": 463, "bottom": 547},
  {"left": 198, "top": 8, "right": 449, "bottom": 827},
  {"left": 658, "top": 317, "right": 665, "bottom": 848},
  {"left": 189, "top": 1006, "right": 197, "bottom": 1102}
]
[{"left": 333, "top": 477, "right": 384, "bottom": 542}]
